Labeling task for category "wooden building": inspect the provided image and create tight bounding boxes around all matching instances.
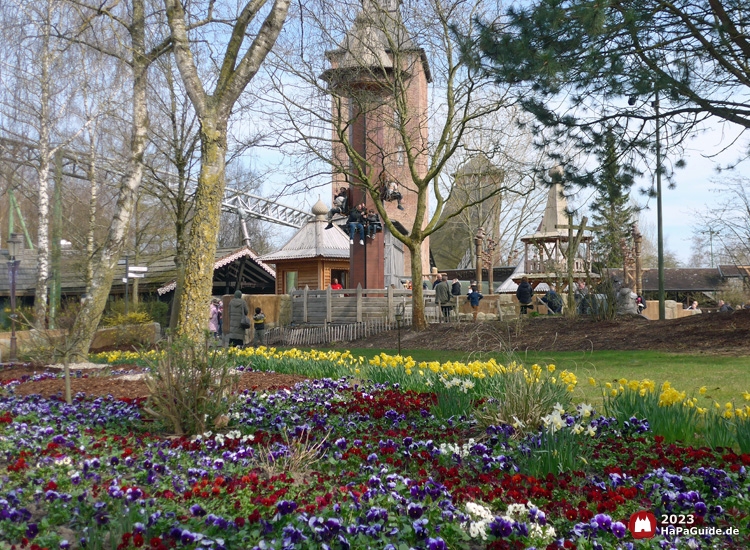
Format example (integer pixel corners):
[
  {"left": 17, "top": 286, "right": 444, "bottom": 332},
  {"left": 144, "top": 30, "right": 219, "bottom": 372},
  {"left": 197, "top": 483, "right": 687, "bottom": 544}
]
[{"left": 259, "top": 200, "right": 351, "bottom": 293}]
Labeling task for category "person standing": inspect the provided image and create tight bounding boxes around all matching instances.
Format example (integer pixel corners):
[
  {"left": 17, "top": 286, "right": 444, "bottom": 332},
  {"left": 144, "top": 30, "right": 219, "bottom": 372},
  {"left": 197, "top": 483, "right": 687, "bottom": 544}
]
[
  {"left": 252, "top": 307, "right": 266, "bottom": 347},
  {"left": 467, "top": 285, "right": 483, "bottom": 322},
  {"left": 227, "top": 290, "right": 249, "bottom": 347},
  {"left": 330, "top": 278, "right": 343, "bottom": 290},
  {"left": 516, "top": 276, "right": 534, "bottom": 314},
  {"left": 434, "top": 274, "right": 452, "bottom": 322},
  {"left": 574, "top": 281, "right": 590, "bottom": 314},
  {"left": 208, "top": 299, "right": 222, "bottom": 339}
]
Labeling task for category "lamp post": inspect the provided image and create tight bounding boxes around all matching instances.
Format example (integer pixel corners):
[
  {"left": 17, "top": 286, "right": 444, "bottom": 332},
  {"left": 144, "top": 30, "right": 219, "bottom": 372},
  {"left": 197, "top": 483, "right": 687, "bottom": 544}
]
[
  {"left": 394, "top": 303, "right": 404, "bottom": 356},
  {"left": 701, "top": 229, "right": 719, "bottom": 267},
  {"left": 474, "top": 228, "right": 485, "bottom": 289},
  {"left": 629, "top": 89, "right": 665, "bottom": 319},
  {"left": 653, "top": 89, "right": 666, "bottom": 320},
  {"left": 7, "top": 233, "right": 22, "bottom": 363}
]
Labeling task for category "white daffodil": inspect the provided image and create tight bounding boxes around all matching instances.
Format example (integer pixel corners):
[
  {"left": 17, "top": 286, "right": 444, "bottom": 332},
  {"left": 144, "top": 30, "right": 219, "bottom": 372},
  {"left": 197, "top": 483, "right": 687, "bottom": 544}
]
[{"left": 511, "top": 416, "right": 525, "bottom": 429}]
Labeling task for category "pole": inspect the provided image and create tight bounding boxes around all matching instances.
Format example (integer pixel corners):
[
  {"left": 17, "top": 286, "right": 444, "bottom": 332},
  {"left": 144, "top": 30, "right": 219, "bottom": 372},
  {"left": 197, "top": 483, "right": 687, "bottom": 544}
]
[
  {"left": 654, "top": 89, "right": 665, "bottom": 320},
  {"left": 124, "top": 255, "right": 129, "bottom": 315},
  {"left": 8, "top": 259, "right": 19, "bottom": 362}
]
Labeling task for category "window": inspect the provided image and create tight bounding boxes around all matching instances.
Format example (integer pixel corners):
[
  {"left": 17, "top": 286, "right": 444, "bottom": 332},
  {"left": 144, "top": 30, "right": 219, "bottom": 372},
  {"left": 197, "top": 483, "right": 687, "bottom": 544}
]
[{"left": 285, "top": 271, "right": 298, "bottom": 293}]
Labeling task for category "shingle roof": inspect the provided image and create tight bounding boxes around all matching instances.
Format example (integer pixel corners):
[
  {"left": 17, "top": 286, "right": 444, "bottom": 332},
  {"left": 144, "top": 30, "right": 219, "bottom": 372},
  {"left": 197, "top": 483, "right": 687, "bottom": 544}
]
[
  {"left": 608, "top": 268, "right": 724, "bottom": 291},
  {"left": 259, "top": 210, "right": 350, "bottom": 262}
]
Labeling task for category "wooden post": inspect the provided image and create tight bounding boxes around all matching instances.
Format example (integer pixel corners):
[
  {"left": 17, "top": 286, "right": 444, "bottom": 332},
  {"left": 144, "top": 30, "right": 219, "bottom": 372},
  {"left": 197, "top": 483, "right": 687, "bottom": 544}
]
[
  {"left": 356, "top": 284, "right": 363, "bottom": 322},
  {"left": 387, "top": 285, "right": 394, "bottom": 322},
  {"left": 303, "top": 285, "right": 309, "bottom": 323},
  {"left": 567, "top": 213, "right": 575, "bottom": 312},
  {"left": 326, "top": 286, "right": 332, "bottom": 324}
]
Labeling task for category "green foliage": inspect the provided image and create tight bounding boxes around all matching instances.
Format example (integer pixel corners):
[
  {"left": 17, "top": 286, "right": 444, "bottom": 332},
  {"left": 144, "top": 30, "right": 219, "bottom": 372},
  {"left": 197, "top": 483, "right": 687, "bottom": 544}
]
[
  {"left": 701, "top": 412, "right": 736, "bottom": 451},
  {"left": 100, "top": 310, "right": 152, "bottom": 327},
  {"left": 520, "top": 407, "right": 596, "bottom": 477},
  {"left": 100, "top": 311, "right": 155, "bottom": 348},
  {"left": 590, "top": 130, "right": 637, "bottom": 269},
  {"left": 432, "top": 376, "right": 475, "bottom": 420},
  {"left": 602, "top": 381, "right": 700, "bottom": 444},
  {"left": 736, "top": 416, "right": 750, "bottom": 455},
  {"left": 142, "top": 336, "right": 240, "bottom": 436},
  {"left": 473, "top": 366, "right": 573, "bottom": 434}
]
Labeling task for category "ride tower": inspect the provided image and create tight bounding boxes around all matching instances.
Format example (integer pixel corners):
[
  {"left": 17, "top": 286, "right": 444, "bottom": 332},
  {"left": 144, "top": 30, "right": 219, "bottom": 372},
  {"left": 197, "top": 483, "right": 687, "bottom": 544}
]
[{"left": 321, "top": 0, "right": 431, "bottom": 289}]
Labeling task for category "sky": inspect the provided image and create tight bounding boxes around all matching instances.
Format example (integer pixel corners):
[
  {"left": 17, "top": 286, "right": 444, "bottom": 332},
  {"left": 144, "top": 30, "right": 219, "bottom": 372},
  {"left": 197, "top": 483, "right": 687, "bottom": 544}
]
[
  {"left": 635, "top": 121, "right": 747, "bottom": 266},
  {"left": 253, "top": 119, "right": 749, "bottom": 269}
]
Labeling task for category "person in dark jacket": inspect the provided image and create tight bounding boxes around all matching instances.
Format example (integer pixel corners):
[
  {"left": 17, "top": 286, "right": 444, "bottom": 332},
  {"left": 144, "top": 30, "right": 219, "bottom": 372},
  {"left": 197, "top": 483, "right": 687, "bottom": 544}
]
[
  {"left": 467, "top": 285, "right": 483, "bottom": 322},
  {"left": 516, "top": 276, "right": 534, "bottom": 314},
  {"left": 227, "top": 290, "right": 249, "bottom": 347},
  {"left": 541, "top": 287, "right": 563, "bottom": 314},
  {"left": 347, "top": 204, "right": 366, "bottom": 245},
  {"left": 451, "top": 278, "right": 462, "bottom": 296},
  {"left": 434, "top": 274, "right": 452, "bottom": 322}
]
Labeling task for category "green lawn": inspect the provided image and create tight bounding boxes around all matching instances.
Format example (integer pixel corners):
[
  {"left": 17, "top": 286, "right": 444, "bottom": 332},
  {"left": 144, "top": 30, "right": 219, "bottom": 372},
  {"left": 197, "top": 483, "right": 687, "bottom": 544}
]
[{"left": 340, "top": 347, "right": 750, "bottom": 409}]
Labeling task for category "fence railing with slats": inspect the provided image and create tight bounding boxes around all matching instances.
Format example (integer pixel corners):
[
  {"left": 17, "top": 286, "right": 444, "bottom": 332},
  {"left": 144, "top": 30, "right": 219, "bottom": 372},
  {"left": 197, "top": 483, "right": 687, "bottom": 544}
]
[
  {"left": 290, "top": 284, "right": 442, "bottom": 325},
  {"left": 264, "top": 318, "right": 405, "bottom": 347}
]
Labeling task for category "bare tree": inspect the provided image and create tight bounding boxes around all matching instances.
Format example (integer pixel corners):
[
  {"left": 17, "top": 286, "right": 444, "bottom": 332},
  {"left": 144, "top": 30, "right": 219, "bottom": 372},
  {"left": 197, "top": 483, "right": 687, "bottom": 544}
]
[
  {"left": 263, "top": 0, "right": 520, "bottom": 328},
  {"left": 164, "top": 0, "right": 291, "bottom": 340},
  {"left": 0, "top": 0, "right": 94, "bottom": 328},
  {"left": 693, "top": 176, "right": 750, "bottom": 266},
  {"left": 66, "top": 0, "right": 174, "bottom": 358}
]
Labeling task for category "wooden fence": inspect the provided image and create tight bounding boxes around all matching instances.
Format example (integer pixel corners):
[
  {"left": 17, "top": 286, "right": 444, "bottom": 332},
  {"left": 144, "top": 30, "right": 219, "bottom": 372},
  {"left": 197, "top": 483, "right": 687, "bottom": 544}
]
[
  {"left": 264, "top": 318, "right": 401, "bottom": 347},
  {"left": 289, "top": 285, "right": 443, "bottom": 325}
]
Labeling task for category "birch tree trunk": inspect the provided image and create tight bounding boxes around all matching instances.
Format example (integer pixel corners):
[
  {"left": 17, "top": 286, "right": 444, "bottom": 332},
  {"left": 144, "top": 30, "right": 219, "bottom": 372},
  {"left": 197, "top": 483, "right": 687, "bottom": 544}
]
[
  {"left": 86, "top": 125, "right": 99, "bottom": 293},
  {"left": 33, "top": 10, "right": 53, "bottom": 329},
  {"left": 165, "top": 0, "right": 291, "bottom": 340},
  {"left": 69, "top": 0, "right": 150, "bottom": 359}
]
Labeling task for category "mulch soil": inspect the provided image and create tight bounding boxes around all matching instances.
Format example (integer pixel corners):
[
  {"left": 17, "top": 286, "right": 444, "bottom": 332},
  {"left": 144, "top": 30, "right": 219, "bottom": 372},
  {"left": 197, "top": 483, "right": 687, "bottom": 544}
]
[
  {"left": 2, "top": 309, "right": 748, "bottom": 400},
  {"left": 340, "top": 308, "right": 750, "bottom": 355},
  {"left": 1, "top": 366, "right": 309, "bottom": 400}
]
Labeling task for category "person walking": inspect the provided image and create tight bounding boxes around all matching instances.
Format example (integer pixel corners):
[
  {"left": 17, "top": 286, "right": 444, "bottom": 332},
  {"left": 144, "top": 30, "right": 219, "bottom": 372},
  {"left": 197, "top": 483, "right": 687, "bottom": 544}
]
[
  {"left": 252, "top": 307, "right": 266, "bottom": 347},
  {"left": 227, "top": 290, "right": 249, "bottom": 347},
  {"left": 467, "top": 285, "right": 483, "bottom": 322},
  {"left": 208, "top": 299, "right": 222, "bottom": 339},
  {"left": 434, "top": 274, "right": 452, "bottom": 322},
  {"left": 516, "top": 276, "right": 534, "bottom": 314}
]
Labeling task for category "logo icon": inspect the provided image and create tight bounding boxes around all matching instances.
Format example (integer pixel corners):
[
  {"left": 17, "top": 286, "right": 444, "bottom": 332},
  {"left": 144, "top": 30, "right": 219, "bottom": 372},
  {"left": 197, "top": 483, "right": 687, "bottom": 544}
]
[{"left": 628, "top": 510, "right": 657, "bottom": 539}]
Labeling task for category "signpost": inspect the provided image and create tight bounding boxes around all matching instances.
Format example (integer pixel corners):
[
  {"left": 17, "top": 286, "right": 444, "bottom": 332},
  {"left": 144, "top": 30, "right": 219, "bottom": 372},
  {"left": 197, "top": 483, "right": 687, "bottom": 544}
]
[{"left": 118, "top": 257, "right": 148, "bottom": 314}]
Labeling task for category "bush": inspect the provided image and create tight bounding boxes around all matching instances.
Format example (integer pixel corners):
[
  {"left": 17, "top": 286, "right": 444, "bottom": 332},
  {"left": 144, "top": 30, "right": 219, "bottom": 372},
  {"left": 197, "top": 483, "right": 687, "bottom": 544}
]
[
  {"left": 474, "top": 364, "right": 574, "bottom": 434},
  {"left": 100, "top": 311, "right": 156, "bottom": 348},
  {"left": 142, "top": 336, "right": 240, "bottom": 436}
]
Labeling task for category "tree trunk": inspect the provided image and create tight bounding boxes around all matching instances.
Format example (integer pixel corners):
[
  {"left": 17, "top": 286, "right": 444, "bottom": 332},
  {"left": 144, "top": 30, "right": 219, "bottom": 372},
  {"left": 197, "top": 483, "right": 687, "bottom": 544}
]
[
  {"left": 409, "top": 244, "right": 428, "bottom": 330},
  {"left": 86, "top": 126, "right": 99, "bottom": 293},
  {"left": 176, "top": 116, "right": 227, "bottom": 340},
  {"left": 34, "top": 20, "right": 52, "bottom": 329},
  {"left": 68, "top": 0, "right": 150, "bottom": 359}
]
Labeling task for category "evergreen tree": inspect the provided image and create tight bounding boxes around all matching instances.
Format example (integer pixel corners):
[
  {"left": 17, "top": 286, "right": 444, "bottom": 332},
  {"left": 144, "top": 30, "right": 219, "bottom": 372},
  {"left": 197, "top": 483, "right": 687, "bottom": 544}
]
[{"left": 590, "top": 130, "right": 636, "bottom": 269}]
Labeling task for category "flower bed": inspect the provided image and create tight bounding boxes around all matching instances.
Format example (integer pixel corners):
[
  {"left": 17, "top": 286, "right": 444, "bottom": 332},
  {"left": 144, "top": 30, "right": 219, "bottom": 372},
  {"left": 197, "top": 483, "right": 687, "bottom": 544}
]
[{"left": 1, "top": 351, "right": 749, "bottom": 549}]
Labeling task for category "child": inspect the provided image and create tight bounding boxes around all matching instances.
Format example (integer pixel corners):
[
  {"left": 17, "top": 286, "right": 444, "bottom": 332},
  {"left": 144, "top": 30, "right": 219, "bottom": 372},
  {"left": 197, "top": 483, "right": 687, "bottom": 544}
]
[
  {"left": 467, "top": 285, "right": 483, "bottom": 322},
  {"left": 252, "top": 307, "right": 266, "bottom": 347},
  {"left": 366, "top": 208, "right": 381, "bottom": 238}
]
